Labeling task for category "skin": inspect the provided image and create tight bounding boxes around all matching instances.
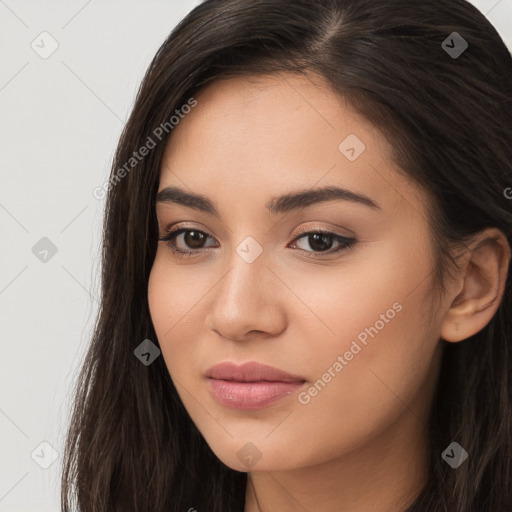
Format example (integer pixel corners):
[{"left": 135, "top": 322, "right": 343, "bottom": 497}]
[{"left": 147, "top": 72, "right": 510, "bottom": 512}]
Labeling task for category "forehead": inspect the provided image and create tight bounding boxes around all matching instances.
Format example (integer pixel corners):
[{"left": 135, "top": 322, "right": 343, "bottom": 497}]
[
  {"left": 159, "top": 72, "right": 428, "bottom": 218},
  {"left": 164, "top": 72, "right": 391, "bottom": 159}
]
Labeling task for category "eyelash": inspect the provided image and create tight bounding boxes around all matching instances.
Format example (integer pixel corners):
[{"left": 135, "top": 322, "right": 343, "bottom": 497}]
[{"left": 158, "top": 225, "right": 356, "bottom": 259}]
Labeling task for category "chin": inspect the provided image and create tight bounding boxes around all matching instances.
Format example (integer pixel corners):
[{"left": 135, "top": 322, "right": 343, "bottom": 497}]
[{"left": 205, "top": 437, "right": 299, "bottom": 473}]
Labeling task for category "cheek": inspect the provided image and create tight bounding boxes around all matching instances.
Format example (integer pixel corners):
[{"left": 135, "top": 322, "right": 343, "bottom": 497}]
[
  {"left": 148, "top": 255, "right": 182, "bottom": 366},
  {"left": 296, "top": 237, "right": 436, "bottom": 433},
  {"left": 148, "top": 251, "right": 200, "bottom": 331},
  {"left": 147, "top": 255, "right": 170, "bottom": 338},
  {"left": 147, "top": 252, "right": 209, "bottom": 375},
  {"left": 298, "top": 233, "right": 431, "bottom": 372},
  {"left": 291, "top": 235, "right": 429, "bottom": 360},
  {"left": 288, "top": 289, "right": 437, "bottom": 469}
]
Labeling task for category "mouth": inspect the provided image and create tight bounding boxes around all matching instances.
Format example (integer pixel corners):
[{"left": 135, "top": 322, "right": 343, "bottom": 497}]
[
  {"left": 205, "top": 361, "right": 307, "bottom": 409},
  {"left": 207, "top": 379, "right": 306, "bottom": 409},
  {"left": 205, "top": 360, "right": 306, "bottom": 382}
]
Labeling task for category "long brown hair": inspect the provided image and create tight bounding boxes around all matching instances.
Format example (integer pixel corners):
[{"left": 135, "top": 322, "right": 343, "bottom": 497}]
[{"left": 61, "top": 0, "right": 512, "bottom": 510}]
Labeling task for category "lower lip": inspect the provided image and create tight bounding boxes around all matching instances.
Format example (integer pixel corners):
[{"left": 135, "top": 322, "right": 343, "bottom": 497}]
[{"left": 208, "top": 378, "right": 305, "bottom": 409}]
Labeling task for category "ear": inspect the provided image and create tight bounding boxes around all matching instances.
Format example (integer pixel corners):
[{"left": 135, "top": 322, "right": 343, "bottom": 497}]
[{"left": 441, "top": 228, "right": 511, "bottom": 343}]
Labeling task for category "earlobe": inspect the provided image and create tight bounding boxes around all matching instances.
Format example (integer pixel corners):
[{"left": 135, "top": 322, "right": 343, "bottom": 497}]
[{"left": 440, "top": 228, "right": 511, "bottom": 343}]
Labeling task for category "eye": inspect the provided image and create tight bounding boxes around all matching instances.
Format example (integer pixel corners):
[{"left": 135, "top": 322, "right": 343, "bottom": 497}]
[
  {"left": 288, "top": 228, "right": 356, "bottom": 258},
  {"left": 158, "top": 225, "right": 356, "bottom": 259},
  {"left": 159, "top": 227, "right": 218, "bottom": 257}
]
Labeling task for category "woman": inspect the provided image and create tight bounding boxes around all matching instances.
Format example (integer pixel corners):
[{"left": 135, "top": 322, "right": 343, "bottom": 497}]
[{"left": 61, "top": 0, "right": 512, "bottom": 510}]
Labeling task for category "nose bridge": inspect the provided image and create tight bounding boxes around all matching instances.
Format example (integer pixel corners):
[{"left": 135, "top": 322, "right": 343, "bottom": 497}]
[
  {"left": 216, "top": 235, "right": 268, "bottom": 311},
  {"left": 206, "top": 233, "right": 283, "bottom": 338}
]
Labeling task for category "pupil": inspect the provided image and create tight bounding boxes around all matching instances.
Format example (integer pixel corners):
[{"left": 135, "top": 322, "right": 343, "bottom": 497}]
[
  {"left": 186, "top": 231, "right": 205, "bottom": 248},
  {"left": 309, "top": 233, "right": 333, "bottom": 252}
]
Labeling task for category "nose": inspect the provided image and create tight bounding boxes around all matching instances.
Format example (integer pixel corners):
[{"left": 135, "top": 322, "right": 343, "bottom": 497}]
[{"left": 204, "top": 245, "right": 287, "bottom": 342}]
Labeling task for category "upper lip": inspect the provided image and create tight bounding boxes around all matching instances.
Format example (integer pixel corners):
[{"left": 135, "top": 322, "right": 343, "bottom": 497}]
[{"left": 206, "top": 361, "right": 306, "bottom": 383}]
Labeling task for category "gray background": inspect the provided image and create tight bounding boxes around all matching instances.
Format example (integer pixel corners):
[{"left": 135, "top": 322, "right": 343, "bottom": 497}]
[{"left": 1, "top": 1, "right": 511, "bottom": 510}]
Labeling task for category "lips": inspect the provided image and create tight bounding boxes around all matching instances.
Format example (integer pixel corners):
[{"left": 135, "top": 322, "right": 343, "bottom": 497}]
[
  {"left": 205, "top": 361, "right": 307, "bottom": 409},
  {"left": 205, "top": 361, "right": 306, "bottom": 383}
]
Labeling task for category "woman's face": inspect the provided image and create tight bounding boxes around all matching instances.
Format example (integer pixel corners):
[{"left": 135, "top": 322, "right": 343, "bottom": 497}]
[{"left": 148, "top": 72, "right": 446, "bottom": 473}]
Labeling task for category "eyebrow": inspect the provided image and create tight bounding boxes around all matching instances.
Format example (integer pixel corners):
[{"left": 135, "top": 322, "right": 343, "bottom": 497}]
[{"left": 156, "top": 185, "right": 381, "bottom": 216}]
